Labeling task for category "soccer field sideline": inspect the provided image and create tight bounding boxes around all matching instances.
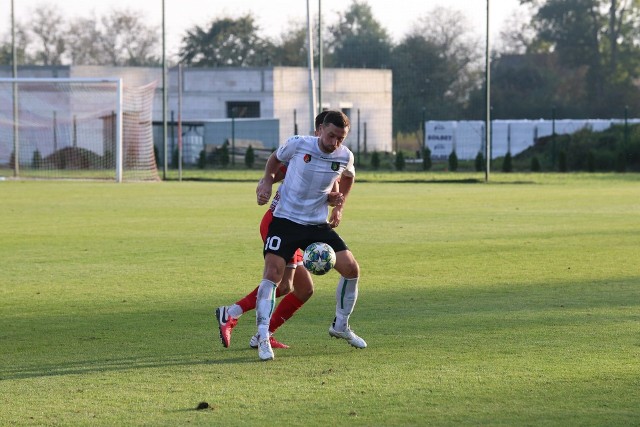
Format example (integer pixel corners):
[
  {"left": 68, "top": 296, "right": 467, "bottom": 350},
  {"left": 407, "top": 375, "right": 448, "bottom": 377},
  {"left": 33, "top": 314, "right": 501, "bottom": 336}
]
[{"left": 0, "top": 174, "right": 639, "bottom": 425}]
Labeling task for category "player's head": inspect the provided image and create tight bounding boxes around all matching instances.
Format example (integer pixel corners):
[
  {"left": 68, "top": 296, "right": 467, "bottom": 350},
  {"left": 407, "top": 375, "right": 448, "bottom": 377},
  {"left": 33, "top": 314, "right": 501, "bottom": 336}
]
[
  {"left": 318, "top": 110, "right": 350, "bottom": 153},
  {"left": 314, "top": 110, "right": 329, "bottom": 136}
]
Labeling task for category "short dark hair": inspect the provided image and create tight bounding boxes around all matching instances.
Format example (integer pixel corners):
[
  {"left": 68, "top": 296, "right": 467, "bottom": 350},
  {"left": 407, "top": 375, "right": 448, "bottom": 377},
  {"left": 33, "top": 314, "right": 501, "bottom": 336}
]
[
  {"left": 315, "top": 111, "right": 329, "bottom": 130},
  {"left": 322, "top": 110, "right": 350, "bottom": 130}
]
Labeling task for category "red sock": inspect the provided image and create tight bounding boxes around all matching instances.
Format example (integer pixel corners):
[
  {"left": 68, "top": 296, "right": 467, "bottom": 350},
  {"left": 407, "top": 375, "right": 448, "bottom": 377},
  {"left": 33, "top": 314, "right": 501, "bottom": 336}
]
[
  {"left": 270, "top": 293, "right": 304, "bottom": 333},
  {"left": 236, "top": 286, "right": 285, "bottom": 313}
]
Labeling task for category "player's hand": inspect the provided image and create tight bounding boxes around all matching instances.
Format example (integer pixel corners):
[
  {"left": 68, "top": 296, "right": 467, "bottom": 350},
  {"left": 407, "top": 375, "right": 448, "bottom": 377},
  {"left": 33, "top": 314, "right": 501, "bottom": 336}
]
[
  {"left": 327, "top": 191, "right": 344, "bottom": 207},
  {"left": 256, "top": 179, "right": 272, "bottom": 205},
  {"left": 328, "top": 206, "right": 343, "bottom": 228}
]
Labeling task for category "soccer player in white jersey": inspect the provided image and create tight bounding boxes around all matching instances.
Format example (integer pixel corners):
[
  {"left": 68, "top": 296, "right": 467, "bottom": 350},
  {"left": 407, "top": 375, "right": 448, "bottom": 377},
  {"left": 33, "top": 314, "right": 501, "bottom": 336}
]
[
  {"left": 214, "top": 112, "right": 334, "bottom": 350},
  {"left": 254, "top": 110, "right": 366, "bottom": 361}
]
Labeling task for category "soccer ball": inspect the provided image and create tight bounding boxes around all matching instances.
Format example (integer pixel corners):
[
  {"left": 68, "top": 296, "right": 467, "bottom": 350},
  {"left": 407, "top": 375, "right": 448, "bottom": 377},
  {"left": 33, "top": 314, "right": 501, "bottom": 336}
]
[{"left": 303, "top": 242, "right": 336, "bottom": 275}]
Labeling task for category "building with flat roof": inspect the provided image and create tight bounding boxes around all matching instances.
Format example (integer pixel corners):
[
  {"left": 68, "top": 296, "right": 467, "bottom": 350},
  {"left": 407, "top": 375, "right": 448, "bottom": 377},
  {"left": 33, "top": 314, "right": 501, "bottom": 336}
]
[{"left": 3, "top": 65, "right": 392, "bottom": 163}]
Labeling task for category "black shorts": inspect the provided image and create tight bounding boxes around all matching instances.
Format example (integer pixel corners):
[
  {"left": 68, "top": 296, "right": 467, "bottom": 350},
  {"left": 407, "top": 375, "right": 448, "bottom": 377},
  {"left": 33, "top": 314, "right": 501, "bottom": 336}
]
[{"left": 264, "top": 216, "right": 348, "bottom": 261}]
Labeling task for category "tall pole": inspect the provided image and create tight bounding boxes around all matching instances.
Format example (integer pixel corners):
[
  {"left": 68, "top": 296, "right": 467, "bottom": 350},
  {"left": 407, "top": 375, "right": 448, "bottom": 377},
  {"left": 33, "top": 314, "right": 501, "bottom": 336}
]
[
  {"left": 357, "top": 108, "right": 361, "bottom": 166},
  {"left": 484, "top": 0, "right": 491, "bottom": 182},
  {"left": 306, "top": 0, "right": 317, "bottom": 133},
  {"left": 162, "top": 0, "right": 168, "bottom": 180},
  {"left": 318, "top": 0, "right": 323, "bottom": 113},
  {"left": 178, "top": 64, "right": 183, "bottom": 181},
  {"left": 11, "top": 0, "right": 19, "bottom": 177}
]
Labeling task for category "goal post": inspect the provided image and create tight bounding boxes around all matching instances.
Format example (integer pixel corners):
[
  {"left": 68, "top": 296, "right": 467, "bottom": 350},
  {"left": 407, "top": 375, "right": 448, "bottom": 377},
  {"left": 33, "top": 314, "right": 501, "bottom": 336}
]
[{"left": 0, "top": 77, "right": 159, "bottom": 182}]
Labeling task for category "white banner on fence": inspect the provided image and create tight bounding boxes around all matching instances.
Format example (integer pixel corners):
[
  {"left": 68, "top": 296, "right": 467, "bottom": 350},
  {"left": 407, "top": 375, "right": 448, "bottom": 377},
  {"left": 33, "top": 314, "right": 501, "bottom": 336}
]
[{"left": 426, "top": 119, "right": 640, "bottom": 160}]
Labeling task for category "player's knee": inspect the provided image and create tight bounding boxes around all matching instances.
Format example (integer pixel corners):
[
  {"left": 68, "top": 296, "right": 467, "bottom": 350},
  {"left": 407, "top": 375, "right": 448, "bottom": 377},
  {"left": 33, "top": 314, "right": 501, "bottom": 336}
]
[
  {"left": 336, "top": 254, "right": 359, "bottom": 278},
  {"left": 263, "top": 255, "right": 285, "bottom": 283},
  {"left": 343, "top": 262, "right": 359, "bottom": 279}
]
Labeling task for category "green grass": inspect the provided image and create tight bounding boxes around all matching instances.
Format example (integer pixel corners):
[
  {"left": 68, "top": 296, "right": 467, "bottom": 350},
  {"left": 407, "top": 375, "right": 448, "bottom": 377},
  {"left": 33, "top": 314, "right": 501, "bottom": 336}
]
[{"left": 1, "top": 173, "right": 639, "bottom": 426}]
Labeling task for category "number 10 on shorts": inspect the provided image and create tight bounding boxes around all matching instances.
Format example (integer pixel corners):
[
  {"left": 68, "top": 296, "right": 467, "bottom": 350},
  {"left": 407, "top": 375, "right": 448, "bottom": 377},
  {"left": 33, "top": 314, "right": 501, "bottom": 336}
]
[{"left": 265, "top": 236, "right": 281, "bottom": 251}]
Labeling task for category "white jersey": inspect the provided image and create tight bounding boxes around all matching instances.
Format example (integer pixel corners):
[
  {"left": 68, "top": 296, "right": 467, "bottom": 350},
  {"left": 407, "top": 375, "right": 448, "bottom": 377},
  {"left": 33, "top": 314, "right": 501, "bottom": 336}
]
[{"left": 273, "top": 135, "right": 355, "bottom": 225}]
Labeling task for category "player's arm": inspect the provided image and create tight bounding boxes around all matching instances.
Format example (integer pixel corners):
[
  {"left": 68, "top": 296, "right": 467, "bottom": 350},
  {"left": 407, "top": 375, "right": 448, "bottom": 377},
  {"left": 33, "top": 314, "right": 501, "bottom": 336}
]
[
  {"left": 257, "top": 152, "right": 282, "bottom": 205},
  {"left": 327, "top": 178, "right": 343, "bottom": 206},
  {"left": 328, "top": 174, "right": 353, "bottom": 228},
  {"left": 273, "top": 164, "right": 287, "bottom": 184}
]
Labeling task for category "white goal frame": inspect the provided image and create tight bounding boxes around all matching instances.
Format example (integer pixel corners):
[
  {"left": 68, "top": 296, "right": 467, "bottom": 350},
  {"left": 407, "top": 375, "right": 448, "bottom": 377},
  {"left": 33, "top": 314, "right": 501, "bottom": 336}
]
[{"left": 0, "top": 77, "right": 125, "bottom": 182}]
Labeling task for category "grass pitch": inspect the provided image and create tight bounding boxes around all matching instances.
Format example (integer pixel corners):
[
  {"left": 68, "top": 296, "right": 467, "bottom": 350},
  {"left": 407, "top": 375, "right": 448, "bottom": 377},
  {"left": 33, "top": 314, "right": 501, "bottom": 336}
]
[{"left": 1, "top": 173, "right": 639, "bottom": 426}]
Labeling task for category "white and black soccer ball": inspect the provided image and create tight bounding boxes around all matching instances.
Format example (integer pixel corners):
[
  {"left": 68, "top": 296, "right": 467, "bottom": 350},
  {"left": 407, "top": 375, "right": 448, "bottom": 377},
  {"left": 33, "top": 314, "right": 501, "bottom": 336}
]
[{"left": 303, "top": 242, "right": 336, "bottom": 275}]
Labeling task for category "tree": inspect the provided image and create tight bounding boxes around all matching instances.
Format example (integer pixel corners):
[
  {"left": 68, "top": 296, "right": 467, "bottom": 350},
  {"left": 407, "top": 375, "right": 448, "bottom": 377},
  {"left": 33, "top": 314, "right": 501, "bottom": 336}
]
[
  {"left": 325, "top": 0, "right": 393, "bottom": 68},
  {"left": 1, "top": 6, "right": 160, "bottom": 66},
  {"left": 270, "top": 21, "right": 308, "bottom": 66},
  {"left": 97, "top": 9, "right": 160, "bottom": 66},
  {"left": 392, "top": 7, "right": 482, "bottom": 132},
  {"left": 66, "top": 16, "right": 104, "bottom": 65},
  {"left": 522, "top": 0, "right": 640, "bottom": 116},
  {"left": 0, "top": 23, "right": 31, "bottom": 65},
  {"left": 30, "top": 4, "right": 67, "bottom": 65},
  {"left": 179, "top": 14, "right": 273, "bottom": 66}
]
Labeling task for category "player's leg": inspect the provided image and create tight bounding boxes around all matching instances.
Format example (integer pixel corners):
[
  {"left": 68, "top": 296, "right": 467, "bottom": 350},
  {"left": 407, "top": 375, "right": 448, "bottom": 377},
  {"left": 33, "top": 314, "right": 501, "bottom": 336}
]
[
  {"left": 256, "top": 253, "right": 286, "bottom": 360},
  {"left": 216, "top": 209, "right": 292, "bottom": 349},
  {"left": 256, "top": 217, "right": 304, "bottom": 360},
  {"left": 269, "top": 253, "right": 314, "bottom": 336},
  {"left": 330, "top": 249, "right": 366, "bottom": 348},
  {"left": 312, "top": 225, "right": 367, "bottom": 349},
  {"left": 216, "top": 283, "right": 291, "bottom": 348},
  {"left": 249, "top": 263, "right": 296, "bottom": 349}
]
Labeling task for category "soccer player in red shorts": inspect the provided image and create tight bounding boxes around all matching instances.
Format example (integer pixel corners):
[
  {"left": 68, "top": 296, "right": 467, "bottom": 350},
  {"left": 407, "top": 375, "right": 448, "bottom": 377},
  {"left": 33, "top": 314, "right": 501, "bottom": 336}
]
[{"left": 215, "top": 112, "right": 335, "bottom": 349}]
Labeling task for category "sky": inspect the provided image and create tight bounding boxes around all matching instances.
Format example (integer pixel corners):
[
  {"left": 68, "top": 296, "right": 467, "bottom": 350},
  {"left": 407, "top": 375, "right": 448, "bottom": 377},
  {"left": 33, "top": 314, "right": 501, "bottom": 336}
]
[{"left": 6, "top": 0, "right": 522, "bottom": 58}]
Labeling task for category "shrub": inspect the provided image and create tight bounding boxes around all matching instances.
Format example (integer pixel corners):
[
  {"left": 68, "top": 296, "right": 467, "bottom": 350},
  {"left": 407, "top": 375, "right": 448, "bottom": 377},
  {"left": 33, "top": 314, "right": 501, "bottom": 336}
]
[
  {"left": 395, "top": 151, "right": 405, "bottom": 171},
  {"left": 502, "top": 152, "right": 513, "bottom": 172},
  {"left": 172, "top": 147, "right": 179, "bottom": 168},
  {"left": 422, "top": 147, "right": 432, "bottom": 171},
  {"left": 198, "top": 150, "right": 206, "bottom": 169},
  {"left": 371, "top": 151, "right": 380, "bottom": 170},
  {"left": 531, "top": 156, "right": 541, "bottom": 172},
  {"left": 587, "top": 150, "right": 596, "bottom": 172},
  {"left": 219, "top": 142, "right": 230, "bottom": 168},
  {"left": 32, "top": 149, "right": 43, "bottom": 169},
  {"left": 558, "top": 150, "right": 568, "bottom": 172},
  {"left": 475, "top": 152, "right": 484, "bottom": 172},
  {"left": 245, "top": 145, "right": 255, "bottom": 168},
  {"left": 615, "top": 151, "right": 626, "bottom": 172},
  {"left": 448, "top": 150, "right": 458, "bottom": 172}
]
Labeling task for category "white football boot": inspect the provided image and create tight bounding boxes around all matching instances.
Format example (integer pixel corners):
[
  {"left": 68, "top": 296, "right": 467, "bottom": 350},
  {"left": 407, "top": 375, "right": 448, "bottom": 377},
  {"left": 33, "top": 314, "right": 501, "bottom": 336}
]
[
  {"left": 258, "top": 337, "right": 275, "bottom": 361},
  {"left": 329, "top": 324, "right": 367, "bottom": 349}
]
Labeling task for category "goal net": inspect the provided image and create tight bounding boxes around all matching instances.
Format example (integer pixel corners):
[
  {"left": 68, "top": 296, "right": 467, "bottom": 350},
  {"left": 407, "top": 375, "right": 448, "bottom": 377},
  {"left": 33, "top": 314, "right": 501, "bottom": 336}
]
[{"left": 0, "top": 78, "right": 159, "bottom": 182}]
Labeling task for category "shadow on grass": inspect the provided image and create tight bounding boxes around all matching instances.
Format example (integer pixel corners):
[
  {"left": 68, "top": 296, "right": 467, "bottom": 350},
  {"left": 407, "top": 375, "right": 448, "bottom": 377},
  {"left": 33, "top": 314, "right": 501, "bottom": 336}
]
[{"left": 1, "top": 276, "right": 637, "bottom": 381}]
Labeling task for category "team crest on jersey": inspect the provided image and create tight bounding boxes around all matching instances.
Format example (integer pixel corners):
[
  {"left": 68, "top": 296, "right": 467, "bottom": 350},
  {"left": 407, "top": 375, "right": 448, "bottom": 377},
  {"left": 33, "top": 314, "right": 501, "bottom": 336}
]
[
  {"left": 331, "top": 162, "right": 340, "bottom": 171},
  {"left": 304, "top": 154, "right": 312, "bottom": 163}
]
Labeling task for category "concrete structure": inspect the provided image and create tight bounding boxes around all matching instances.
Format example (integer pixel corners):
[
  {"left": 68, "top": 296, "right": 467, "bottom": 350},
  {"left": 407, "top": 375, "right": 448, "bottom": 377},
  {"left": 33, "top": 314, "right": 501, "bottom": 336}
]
[{"left": 2, "top": 65, "right": 393, "bottom": 163}]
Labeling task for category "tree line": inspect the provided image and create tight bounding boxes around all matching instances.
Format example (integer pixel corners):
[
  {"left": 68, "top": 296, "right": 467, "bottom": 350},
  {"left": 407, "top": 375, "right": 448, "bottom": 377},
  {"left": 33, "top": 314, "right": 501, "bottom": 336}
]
[{"left": 2, "top": 0, "right": 639, "bottom": 134}]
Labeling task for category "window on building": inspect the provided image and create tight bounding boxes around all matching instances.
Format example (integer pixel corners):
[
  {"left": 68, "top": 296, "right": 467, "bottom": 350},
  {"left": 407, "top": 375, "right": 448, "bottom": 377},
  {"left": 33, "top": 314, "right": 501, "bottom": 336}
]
[{"left": 227, "top": 102, "right": 260, "bottom": 118}]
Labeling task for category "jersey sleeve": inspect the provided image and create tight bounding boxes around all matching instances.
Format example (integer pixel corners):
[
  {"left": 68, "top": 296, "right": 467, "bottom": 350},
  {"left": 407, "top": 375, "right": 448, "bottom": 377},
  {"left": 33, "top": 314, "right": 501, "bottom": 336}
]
[
  {"left": 342, "top": 151, "right": 356, "bottom": 178},
  {"left": 275, "top": 136, "right": 301, "bottom": 163}
]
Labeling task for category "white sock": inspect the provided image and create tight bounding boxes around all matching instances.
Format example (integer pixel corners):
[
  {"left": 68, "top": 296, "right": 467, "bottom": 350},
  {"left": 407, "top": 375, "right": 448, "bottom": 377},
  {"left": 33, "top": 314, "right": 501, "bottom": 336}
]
[
  {"left": 334, "top": 277, "right": 358, "bottom": 331},
  {"left": 227, "top": 304, "right": 243, "bottom": 319},
  {"left": 256, "top": 279, "right": 276, "bottom": 340}
]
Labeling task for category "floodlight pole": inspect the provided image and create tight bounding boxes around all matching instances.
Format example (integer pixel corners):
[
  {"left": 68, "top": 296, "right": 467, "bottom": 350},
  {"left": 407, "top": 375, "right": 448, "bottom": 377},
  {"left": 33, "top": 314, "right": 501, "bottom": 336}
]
[
  {"left": 162, "top": 0, "right": 168, "bottom": 180},
  {"left": 484, "top": 0, "right": 491, "bottom": 182},
  {"left": 11, "top": 0, "right": 19, "bottom": 177},
  {"left": 306, "top": 0, "right": 317, "bottom": 133},
  {"left": 318, "top": 0, "right": 323, "bottom": 113}
]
